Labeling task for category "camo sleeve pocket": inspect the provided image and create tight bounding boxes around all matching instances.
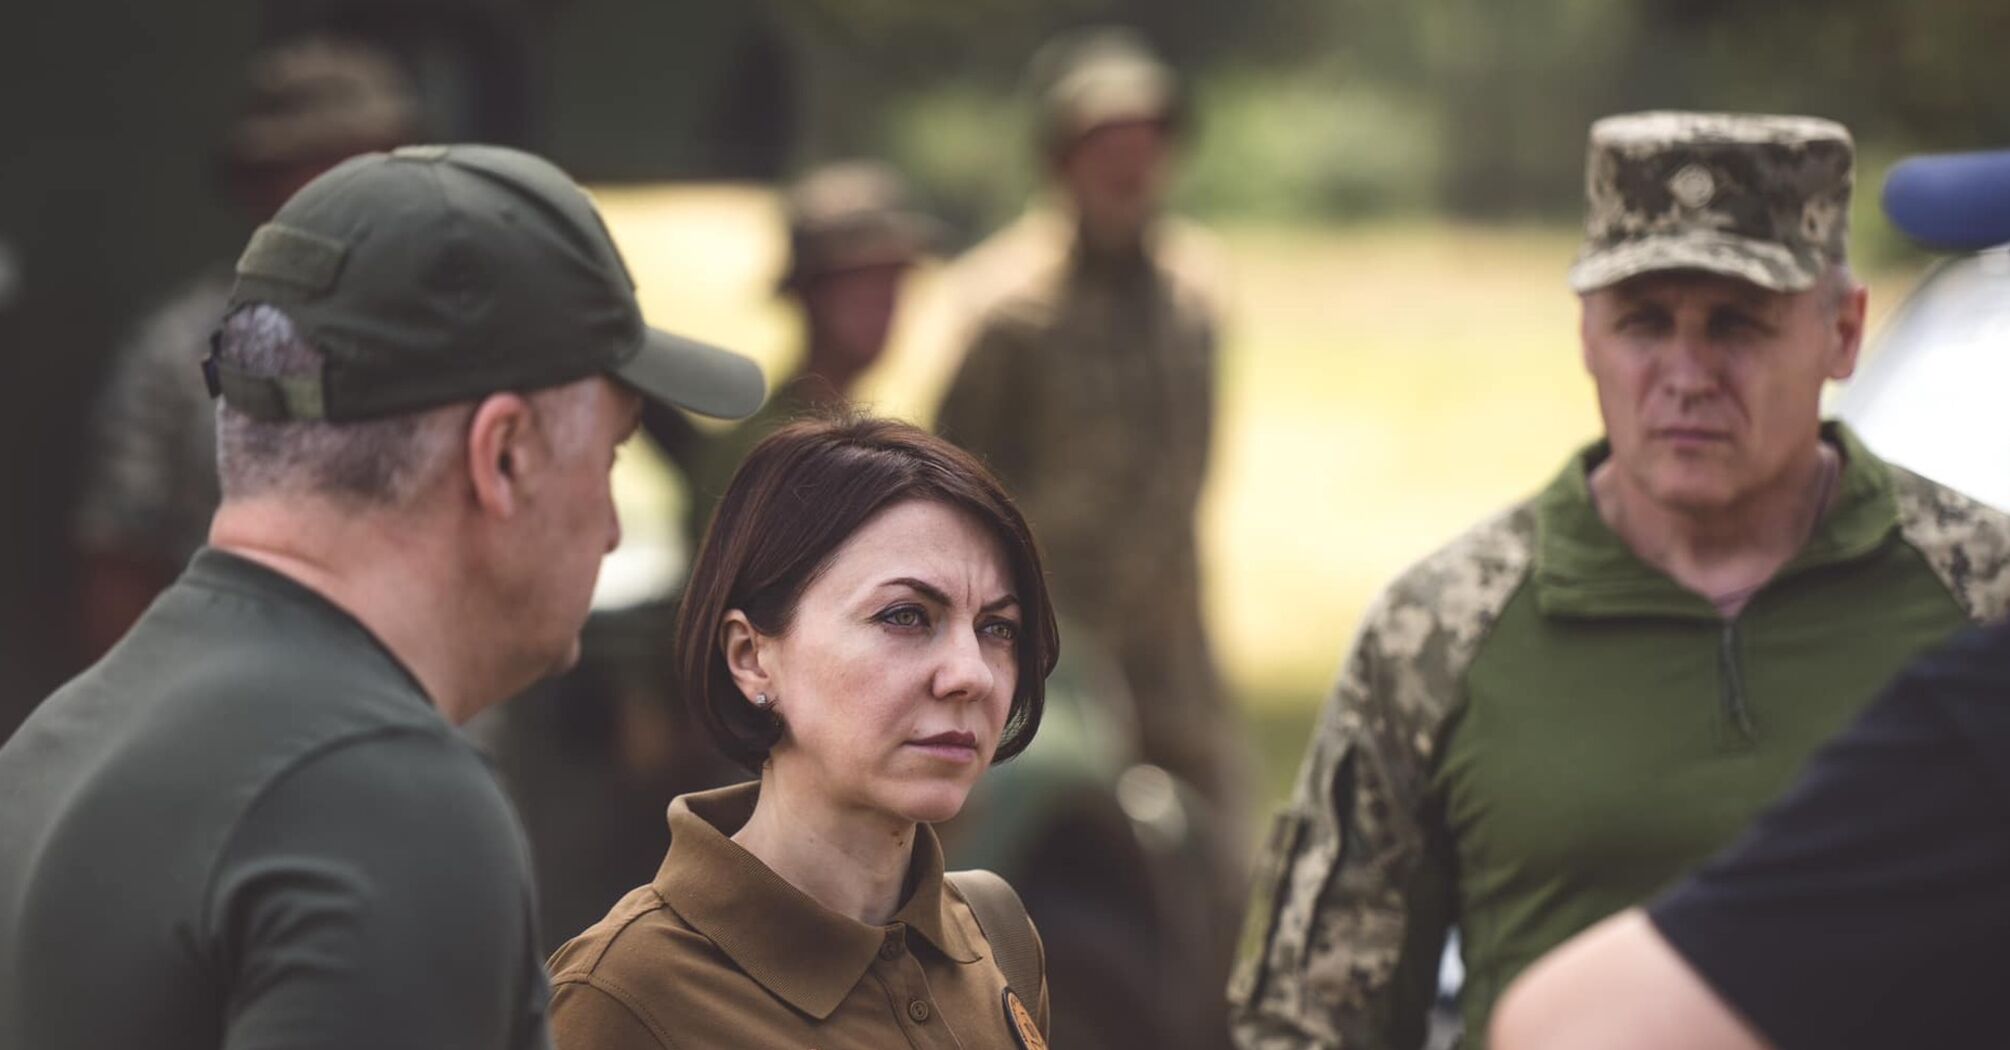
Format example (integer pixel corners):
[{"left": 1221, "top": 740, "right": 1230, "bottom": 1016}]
[{"left": 1228, "top": 807, "right": 1309, "bottom": 1009}]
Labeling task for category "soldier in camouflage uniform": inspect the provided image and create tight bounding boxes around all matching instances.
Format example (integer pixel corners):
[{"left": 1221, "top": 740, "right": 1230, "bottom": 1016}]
[
  {"left": 71, "top": 37, "right": 417, "bottom": 656},
  {"left": 1229, "top": 112, "right": 2010, "bottom": 1049},
  {"left": 679, "top": 160, "right": 938, "bottom": 544},
  {"left": 936, "top": 26, "right": 1242, "bottom": 821}
]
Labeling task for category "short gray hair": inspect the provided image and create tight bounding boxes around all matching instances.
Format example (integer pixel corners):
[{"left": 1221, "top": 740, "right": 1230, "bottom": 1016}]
[
  {"left": 1819, "top": 262, "right": 1859, "bottom": 316},
  {"left": 214, "top": 304, "right": 464, "bottom": 505}
]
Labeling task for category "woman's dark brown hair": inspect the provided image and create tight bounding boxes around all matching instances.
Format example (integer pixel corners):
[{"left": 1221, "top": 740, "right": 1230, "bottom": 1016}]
[{"left": 678, "top": 414, "right": 1060, "bottom": 772}]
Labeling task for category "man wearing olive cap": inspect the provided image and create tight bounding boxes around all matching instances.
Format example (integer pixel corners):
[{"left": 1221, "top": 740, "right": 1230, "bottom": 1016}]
[
  {"left": 0, "top": 144, "right": 762, "bottom": 1049},
  {"left": 1229, "top": 112, "right": 2010, "bottom": 1049},
  {"left": 937, "top": 24, "right": 1242, "bottom": 828},
  {"left": 679, "top": 159, "right": 940, "bottom": 544}
]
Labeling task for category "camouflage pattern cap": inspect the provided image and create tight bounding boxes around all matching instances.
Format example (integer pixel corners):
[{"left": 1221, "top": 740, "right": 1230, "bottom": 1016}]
[
  {"left": 1569, "top": 111, "right": 1854, "bottom": 294},
  {"left": 225, "top": 36, "right": 420, "bottom": 168},
  {"left": 214, "top": 144, "right": 763, "bottom": 423},
  {"left": 1028, "top": 27, "right": 1184, "bottom": 154},
  {"left": 778, "top": 161, "right": 941, "bottom": 291}
]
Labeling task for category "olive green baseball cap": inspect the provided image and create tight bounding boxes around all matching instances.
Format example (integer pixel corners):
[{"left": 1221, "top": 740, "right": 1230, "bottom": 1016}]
[{"left": 215, "top": 143, "right": 764, "bottom": 422}]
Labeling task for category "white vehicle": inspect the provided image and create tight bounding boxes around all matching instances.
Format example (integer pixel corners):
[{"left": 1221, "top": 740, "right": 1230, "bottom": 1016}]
[{"left": 1837, "top": 149, "right": 2010, "bottom": 510}]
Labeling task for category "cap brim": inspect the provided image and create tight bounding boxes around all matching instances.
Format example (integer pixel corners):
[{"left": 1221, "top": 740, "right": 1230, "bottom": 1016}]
[
  {"left": 1568, "top": 233, "right": 1819, "bottom": 294},
  {"left": 614, "top": 328, "right": 765, "bottom": 420}
]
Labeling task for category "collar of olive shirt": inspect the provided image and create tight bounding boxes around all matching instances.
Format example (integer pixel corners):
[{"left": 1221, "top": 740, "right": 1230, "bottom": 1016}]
[
  {"left": 1531, "top": 420, "right": 1899, "bottom": 619},
  {"left": 653, "top": 782, "right": 984, "bottom": 1020}
]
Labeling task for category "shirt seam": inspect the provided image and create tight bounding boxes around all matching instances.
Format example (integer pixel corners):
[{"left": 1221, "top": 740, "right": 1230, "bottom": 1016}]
[
  {"left": 550, "top": 974, "right": 685, "bottom": 1050},
  {"left": 568, "top": 888, "right": 674, "bottom": 976}
]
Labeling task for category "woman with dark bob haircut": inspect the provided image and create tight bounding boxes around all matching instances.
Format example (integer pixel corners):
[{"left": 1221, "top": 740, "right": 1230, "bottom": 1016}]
[{"left": 548, "top": 415, "right": 1060, "bottom": 1050}]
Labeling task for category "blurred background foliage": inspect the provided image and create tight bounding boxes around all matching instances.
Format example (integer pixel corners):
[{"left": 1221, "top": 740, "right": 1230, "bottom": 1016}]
[{"left": 759, "top": 0, "right": 2010, "bottom": 267}]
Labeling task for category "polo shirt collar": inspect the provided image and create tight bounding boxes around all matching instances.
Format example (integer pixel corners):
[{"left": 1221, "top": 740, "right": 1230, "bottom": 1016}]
[
  {"left": 1531, "top": 420, "right": 1899, "bottom": 619},
  {"left": 654, "top": 782, "right": 981, "bottom": 1020}
]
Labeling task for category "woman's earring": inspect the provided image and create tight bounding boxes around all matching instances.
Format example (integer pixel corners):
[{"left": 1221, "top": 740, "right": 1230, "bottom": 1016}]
[{"left": 753, "top": 692, "right": 774, "bottom": 710}]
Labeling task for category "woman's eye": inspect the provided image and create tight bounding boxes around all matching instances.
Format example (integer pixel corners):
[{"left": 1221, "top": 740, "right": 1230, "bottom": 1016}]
[
  {"left": 880, "top": 606, "right": 928, "bottom": 629},
  {"left": 983, "top": 620, "right": 1019, "bottom": 642}
]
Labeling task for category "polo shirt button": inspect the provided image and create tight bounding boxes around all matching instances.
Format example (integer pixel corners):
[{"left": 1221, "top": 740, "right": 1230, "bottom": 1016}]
[
  {"left": 908, "top": 999, "right": 931, "bottom": 1023},
  {"left": 880, "top": 933, "right": 903, "bottom": 960}
]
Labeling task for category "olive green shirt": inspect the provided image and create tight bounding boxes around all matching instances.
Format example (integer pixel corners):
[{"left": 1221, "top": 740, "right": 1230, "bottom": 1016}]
[
  {"left": 1231, "top": 423, "right": 2010, "bottom": 1049},
  {"left": 0, "top": 548, "right": 550, "bottom": 1050},
  {"left": 548, "top": 782, "right": 1049, "bottom": 1050}
]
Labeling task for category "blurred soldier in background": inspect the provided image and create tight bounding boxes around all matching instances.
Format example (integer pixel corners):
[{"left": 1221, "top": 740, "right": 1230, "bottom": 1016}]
[
  {"left": 1229, "top": 112, "right": 2010, "bottom": 1049},
  {"left": 681, "top": 160, "right": 939, "bottom": 542},
  {"left": 937, "top": 24, "right": 1245, "bottom": 839},
  {"left": 70, "top": 36, "right": 419, "bottom": 658}
]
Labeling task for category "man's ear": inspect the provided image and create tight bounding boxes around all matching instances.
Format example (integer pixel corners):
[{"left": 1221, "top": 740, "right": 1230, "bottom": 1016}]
[
  {"left": 466, "top": 393, "right": 535, "bottom": 518},
  {"left": 1828, "top": 282, "right": 1870, "bottom": 382},
  {"left": 720, "top": 609, "right": 775, "bottom": 704},
  {"left": 1578, "top": 295, "right": 1599, "bottom": 374}
]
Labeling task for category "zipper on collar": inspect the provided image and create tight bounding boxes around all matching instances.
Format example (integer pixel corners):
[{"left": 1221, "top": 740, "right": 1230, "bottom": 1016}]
[{"left": 1717, "top": 620, "right": 1756, "bottom": 747}]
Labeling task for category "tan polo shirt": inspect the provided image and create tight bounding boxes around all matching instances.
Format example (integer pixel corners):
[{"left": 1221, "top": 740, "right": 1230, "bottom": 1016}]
[{"left": 548, "top": 782, "right": 1048, "bottom": 1050}]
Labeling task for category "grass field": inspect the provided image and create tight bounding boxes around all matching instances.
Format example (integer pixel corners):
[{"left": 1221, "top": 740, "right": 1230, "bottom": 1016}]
[{"left": 591, "top": 184, "right": 1930, "bottom": 814}]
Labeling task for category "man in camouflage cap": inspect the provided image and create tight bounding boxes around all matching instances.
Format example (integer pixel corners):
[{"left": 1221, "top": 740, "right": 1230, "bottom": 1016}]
[
  {"left": 1230, "top": 112, "right": 2010, "bottom": 1048},
  {"left": 71, "top": 35, "right": 421, "bottom": 658},
  {"left": 0, "top": 143, "right": 762, "bottom": 1047}
]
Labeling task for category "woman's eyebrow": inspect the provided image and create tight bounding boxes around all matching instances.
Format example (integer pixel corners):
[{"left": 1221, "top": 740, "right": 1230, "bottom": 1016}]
[
  {"left": 876, "top": 577, "right": 1020, "bottom": 614},
  {"left": 879, "top": 576, "right": 952, "bottom": 606}
]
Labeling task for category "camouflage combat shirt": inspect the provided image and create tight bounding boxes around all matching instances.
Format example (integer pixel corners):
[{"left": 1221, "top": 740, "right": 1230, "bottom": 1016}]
[
  {"left": 1229, "top": 422, "right": 2010, "bottom": 1049},
  {"left": 937, "top": 210, "right": 1232, "bottom": 805},
  {"left": 74, "top": 270, "right": 230, "bottom": 567}
]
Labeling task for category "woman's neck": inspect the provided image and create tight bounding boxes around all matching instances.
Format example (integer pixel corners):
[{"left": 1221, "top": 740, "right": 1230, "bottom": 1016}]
[{"left": 731, "top": 771, "right": 917, "bottom": 926}]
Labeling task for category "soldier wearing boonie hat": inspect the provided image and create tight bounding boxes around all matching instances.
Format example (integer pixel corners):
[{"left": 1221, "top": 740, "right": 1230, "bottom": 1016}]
[
  {"left": 648, "top": 159, "right": 941, "bottom": 549},
  {"left": 939, "top": 28, "right": 1248, "bottom": 1045},
  {"left": 71, "top": 35, "right": 425, "bottom": 658},
  {"left": 0, "top": 143, "right": 760, "bottom": 1049},
  {"left": 1231, "top": 111, "right": 2010, "bottom": 1049}
]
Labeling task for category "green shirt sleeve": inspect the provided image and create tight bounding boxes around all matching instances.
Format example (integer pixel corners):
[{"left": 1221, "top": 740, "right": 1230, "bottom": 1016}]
[{"left": 205, "top": 728, "right": 549, "bottom": 1050}]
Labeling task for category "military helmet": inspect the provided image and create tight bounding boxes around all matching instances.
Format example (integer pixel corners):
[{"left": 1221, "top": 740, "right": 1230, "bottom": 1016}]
[
  {"left": 777, "top": 161, "right": 940, "bottom": 291},
  {"left": 1569, "top": 111, "right": 1854, "bottom": 294},
  {"left": 224, "top": 36, "right": 421, "bottom": 170},
  {"left": 1026, "top": 26, "right": 1185, "bottom": 157}
]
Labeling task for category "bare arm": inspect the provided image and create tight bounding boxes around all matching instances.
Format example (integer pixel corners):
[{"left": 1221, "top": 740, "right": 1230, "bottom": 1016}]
[{"left": 1490, "top": 910, "right": 1770, "bottom": 1050}]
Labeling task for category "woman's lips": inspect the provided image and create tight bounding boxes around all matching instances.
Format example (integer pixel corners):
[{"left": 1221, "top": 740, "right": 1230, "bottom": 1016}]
[{"left": 907, "top": 730, "right": 980, "bottom": 761}]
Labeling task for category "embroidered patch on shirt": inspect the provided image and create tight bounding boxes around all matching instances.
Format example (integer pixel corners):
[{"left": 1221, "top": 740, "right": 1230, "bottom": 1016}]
[{"left": 1003, "top": 988, "right": 1047, "bottom": 1050}]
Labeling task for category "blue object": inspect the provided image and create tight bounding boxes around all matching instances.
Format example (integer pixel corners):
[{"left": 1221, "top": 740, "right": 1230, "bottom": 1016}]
[{"left": 1882, "top": 150, "right": 2010, "bottom": 251}]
